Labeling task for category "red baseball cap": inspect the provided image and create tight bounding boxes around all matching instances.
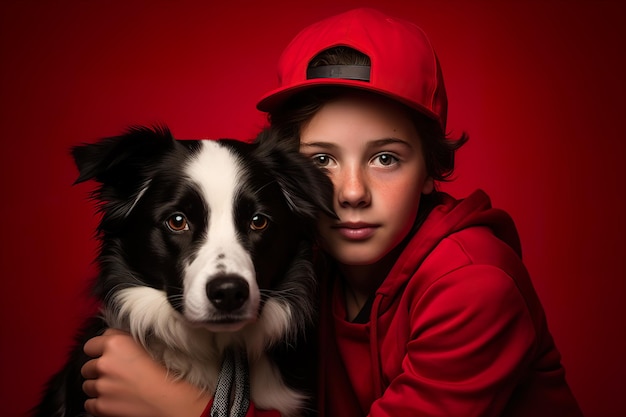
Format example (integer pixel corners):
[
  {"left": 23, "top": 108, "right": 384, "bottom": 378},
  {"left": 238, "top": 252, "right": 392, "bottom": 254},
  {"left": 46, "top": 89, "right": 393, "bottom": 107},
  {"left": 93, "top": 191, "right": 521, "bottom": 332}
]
[{"left": 257, "top": 7, "right": 448, "bottom": 132}]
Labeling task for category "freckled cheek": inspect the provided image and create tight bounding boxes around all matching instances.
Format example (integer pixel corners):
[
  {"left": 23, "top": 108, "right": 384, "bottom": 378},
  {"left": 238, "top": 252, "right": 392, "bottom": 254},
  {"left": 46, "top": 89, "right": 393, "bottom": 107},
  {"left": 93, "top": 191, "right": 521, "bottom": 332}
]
[
  {"left": 379, "top": 179, "right": 422, "bottom": 220},
  {"left": 373, "top": 175, "right": 419, "bottom": 201},
  {"left": 393, "top": 195, "right": 420, "bottom": 221}
]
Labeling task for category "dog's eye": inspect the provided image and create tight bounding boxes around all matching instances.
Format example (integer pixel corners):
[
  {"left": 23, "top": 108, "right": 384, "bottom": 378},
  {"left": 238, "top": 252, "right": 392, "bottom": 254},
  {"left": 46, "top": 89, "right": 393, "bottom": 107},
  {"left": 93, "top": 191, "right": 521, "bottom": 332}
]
[
  {"left": 166, "top": 213, "right": 189, "bottom": 232},
  {"left": 250, "top": 214, "right": 269, "bottom": 231}
]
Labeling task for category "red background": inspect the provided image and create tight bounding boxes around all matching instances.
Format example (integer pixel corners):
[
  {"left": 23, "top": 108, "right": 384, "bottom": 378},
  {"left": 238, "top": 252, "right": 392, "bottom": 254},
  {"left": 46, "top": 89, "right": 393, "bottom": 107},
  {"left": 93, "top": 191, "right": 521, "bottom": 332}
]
[{"left": 1, "top": 1, "right": 624, "bottom": 416}]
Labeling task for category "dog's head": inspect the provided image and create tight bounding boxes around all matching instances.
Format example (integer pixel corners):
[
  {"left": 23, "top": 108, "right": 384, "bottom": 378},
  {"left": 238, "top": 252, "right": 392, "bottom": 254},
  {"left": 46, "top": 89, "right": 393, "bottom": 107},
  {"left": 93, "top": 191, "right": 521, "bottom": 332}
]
[{"left": 72, "top": 125, "right": 334, "bottom": 335}]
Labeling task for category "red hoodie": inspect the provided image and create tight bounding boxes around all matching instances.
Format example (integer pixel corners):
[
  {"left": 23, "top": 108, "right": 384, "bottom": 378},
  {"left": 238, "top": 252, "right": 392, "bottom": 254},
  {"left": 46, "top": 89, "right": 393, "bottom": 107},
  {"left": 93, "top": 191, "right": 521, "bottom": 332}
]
[{"left": 318, "top": 190, "right": 584, "bottom": 417}]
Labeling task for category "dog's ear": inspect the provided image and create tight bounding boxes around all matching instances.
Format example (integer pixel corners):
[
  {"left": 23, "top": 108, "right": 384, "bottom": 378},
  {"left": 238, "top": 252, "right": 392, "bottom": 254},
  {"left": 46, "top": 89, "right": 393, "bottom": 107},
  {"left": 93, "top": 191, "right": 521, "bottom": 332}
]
[
  {"left": 71, "top": 125, "right": 177, "bottom": 222},
  {"left": 72, "top": 125, "right": 175, "bottom": 186},
  {"left": 253, "top": 128, "right": 337, "bottom": 222}
]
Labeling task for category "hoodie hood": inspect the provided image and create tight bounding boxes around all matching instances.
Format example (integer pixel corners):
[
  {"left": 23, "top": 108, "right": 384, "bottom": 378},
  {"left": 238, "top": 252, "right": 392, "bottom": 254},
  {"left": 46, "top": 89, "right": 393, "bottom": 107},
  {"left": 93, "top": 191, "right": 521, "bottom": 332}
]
[
  {"left": 365, "top": 189, "right": 521, "bottom": 398},
  {"left": 374, "top": 189, "right": 521, "bottom": 314}
]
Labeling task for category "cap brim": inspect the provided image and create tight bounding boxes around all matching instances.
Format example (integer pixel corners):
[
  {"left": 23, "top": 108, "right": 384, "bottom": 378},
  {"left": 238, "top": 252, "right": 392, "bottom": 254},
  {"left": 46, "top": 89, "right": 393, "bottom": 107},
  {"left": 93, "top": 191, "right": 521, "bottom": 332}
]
[{"left": 257, "top": 78, "right": 441, "bottom": 126}]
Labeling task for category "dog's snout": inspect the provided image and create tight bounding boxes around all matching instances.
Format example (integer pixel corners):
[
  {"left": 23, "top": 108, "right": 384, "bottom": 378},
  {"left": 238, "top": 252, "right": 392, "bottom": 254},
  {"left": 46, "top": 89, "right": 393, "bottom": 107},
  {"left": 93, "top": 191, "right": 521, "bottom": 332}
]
[{"left": 206, "top": 275, "right": 250, "bottom": 312}]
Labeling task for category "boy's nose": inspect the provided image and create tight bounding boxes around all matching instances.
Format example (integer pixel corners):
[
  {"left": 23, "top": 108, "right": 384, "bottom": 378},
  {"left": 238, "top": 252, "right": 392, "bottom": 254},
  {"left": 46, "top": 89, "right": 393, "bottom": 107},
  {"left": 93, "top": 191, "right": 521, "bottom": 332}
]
[{"left": 337, "top": 167, "right": 371, "bottom": 208}]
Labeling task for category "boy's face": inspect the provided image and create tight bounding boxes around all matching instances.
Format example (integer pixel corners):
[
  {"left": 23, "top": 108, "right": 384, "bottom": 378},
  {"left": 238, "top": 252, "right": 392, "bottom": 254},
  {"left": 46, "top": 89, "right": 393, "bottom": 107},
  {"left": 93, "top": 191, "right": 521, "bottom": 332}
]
[{"left": 299, "top": 92, "right": 433, "bottom": 268}]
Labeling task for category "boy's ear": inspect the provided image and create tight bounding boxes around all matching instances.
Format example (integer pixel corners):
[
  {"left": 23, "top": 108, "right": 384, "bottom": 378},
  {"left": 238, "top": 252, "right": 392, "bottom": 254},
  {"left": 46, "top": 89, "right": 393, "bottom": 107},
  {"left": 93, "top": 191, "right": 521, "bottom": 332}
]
[
  {"left": 422, "top": 176, "right": 435, "bottom": 195},
  {"left": 71, "top": 125, "right": 175, "bottom": 187}
]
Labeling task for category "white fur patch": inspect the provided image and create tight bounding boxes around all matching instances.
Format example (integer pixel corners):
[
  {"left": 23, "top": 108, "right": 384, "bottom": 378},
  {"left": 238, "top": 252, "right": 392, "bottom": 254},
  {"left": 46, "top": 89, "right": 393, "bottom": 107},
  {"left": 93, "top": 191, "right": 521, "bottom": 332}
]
[{"left": 182, "top": 141, "right": 260, "bottom": 328}]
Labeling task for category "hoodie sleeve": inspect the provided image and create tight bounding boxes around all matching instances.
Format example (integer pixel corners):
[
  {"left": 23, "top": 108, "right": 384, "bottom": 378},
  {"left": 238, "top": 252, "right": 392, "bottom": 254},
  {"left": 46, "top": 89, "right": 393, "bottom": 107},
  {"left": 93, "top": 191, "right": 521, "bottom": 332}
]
[{"left": 369, "top": 264, "right": 537, "bottom": 417}]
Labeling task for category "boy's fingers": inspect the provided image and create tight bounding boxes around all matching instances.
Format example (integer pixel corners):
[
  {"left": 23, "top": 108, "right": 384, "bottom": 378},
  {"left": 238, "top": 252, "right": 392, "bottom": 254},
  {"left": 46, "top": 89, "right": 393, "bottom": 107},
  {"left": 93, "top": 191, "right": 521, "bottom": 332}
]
[
  {"left": 83, "top": 328, "right": 131, "bottom": 358},
  {"left": 83, "top": 335, "right": 105, "bottom": 358},
  {"left": 82, "top": 377, "right": 98, "bottom": 397},
  {"left": 81, "top": 358, "right": 99, "bottom": 379}
]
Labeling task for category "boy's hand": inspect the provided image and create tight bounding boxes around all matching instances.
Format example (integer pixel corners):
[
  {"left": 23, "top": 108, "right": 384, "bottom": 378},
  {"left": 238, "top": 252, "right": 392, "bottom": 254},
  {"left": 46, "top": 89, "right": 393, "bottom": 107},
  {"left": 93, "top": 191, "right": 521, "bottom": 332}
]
[{"left": 81, "top": 328, "right": 210, "bottom": 417}]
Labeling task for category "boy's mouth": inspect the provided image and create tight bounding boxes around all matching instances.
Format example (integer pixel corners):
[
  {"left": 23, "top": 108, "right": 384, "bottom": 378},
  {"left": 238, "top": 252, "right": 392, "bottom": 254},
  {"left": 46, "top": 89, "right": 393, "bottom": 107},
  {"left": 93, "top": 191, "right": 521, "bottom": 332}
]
[{"left": 333, "top": 222, "right": 378, "bottom": 240}]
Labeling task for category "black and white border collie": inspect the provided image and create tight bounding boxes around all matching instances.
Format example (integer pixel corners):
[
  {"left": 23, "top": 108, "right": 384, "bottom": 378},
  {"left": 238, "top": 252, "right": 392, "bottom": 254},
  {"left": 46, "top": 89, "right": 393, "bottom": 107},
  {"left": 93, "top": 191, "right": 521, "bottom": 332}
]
[{"left": 33, "top": 126, "right": 334, "bottom": 417}]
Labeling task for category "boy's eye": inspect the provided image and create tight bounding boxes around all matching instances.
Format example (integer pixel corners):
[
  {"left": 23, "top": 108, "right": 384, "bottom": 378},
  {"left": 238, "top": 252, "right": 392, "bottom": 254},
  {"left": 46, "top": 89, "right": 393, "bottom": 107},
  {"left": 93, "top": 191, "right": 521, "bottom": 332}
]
[
  {"left": 373, "top": 153, "right": 398, "bottom": 166},
  {"left": 312, "top": 154, "right": 331, "bottom": 167},
  {"left": 166, "top": 213, "right": 189, "bottom": 232}
]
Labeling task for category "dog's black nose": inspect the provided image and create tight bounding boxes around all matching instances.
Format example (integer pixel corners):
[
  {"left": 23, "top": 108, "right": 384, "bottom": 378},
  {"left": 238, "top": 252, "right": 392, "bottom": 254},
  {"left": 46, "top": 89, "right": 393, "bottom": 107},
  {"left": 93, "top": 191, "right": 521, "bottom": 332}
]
[{"left": 206, "top": 275, "right": 250, "bottom": 312}]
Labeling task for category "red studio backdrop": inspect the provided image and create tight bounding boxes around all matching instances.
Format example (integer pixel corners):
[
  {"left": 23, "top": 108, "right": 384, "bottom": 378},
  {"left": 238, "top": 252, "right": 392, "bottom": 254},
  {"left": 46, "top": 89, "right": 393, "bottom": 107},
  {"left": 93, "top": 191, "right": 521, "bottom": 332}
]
[{"left": 1, "top": 1, "right": 624, "bottom": 416}]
